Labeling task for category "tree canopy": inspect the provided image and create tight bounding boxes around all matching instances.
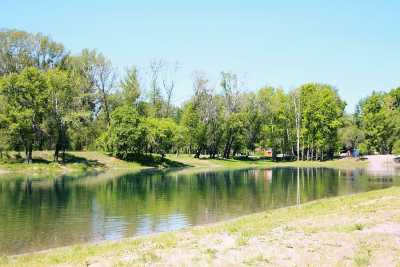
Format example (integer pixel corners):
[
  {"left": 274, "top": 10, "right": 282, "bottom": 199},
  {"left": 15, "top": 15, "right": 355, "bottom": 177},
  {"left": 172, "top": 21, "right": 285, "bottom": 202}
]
[{"left": 1, "top": 29, "right": 399, "bottom": 163}]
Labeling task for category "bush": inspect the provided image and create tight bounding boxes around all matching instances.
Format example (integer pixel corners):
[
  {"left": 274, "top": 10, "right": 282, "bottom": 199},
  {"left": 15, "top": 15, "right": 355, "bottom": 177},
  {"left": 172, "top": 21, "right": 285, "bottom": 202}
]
[
  {"left": 98, "top": 105, "right": 145, "bottom": 159},
  {"left": 393, "top": 140, "right": 400, "bottom": 155},
  {"left": 358, "top": 143, "right": 369, "bottom": 155}
]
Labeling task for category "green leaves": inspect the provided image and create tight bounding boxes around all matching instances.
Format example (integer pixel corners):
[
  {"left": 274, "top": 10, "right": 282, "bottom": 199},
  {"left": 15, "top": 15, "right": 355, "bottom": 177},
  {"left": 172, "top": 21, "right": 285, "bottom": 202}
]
[
  {"left": 0, "top": 29, "right": 66, "bottom": 75},
  {"left": 358, "top": 89, "right": 400, "bottom": 153},
  {"left": 121, "top": 67, "right": 141, "bottom": 105},
  {"left": 99, "top": 105, "right": 182, "bottom": 159}
]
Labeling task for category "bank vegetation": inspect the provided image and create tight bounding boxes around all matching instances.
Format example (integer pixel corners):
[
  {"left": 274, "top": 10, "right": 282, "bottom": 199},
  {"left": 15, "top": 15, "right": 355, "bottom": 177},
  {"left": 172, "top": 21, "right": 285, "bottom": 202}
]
[{"left": 0, "top": 29, "right": 399, "bottom": 166}]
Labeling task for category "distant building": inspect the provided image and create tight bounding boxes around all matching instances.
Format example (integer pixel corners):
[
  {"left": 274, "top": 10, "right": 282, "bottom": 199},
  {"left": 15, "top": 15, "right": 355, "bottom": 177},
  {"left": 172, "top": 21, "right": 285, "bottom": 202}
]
[
  {"left": 340, "top": 149, "right": 360, "bottom": 158},
  {"left": 255, "top": 147, "right": 273, "bottom": 157}
]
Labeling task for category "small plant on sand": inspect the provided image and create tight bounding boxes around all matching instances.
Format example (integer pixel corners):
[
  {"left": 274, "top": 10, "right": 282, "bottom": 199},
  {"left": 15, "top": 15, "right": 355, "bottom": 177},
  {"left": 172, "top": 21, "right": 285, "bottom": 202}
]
[
  {"left": 204, "top": 248, "right": 217, "bottom": 259},
  {"left": 140, "top": 252, "right": 161, "bottom": 263},
  {"left": 354, "top": 242, "right": 372, "bottom": 266},
  {"left": 243, "top": 254, "right": 270, "bottom": 265},
  {"left": 354, "top": 223, "right": 364, "bottom": 231},
  {"left": 236, "top": 232, "right": 250, "bottom": 246}
]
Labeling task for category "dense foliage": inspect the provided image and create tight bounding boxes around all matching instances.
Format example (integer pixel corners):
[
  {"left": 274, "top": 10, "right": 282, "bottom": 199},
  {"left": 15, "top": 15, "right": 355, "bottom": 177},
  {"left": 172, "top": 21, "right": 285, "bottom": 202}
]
[
  {"left": 355, "top": 88, "right": 400, "bottom": 154},
  {"left": 0, "top": 29, "right": 399, "bottom": 163}
]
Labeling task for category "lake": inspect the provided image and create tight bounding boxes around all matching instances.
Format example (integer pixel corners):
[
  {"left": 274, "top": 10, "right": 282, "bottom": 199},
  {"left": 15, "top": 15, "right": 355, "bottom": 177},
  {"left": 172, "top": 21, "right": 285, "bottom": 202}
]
[{"left": 0, "top": 167, "right": 399, "bottom": 255}]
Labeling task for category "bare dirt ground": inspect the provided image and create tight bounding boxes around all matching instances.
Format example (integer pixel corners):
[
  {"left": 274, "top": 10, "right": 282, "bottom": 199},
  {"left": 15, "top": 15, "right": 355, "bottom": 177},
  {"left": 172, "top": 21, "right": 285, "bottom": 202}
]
[{"left": 111, "top": 196, "right": 400, "bottom": 267}]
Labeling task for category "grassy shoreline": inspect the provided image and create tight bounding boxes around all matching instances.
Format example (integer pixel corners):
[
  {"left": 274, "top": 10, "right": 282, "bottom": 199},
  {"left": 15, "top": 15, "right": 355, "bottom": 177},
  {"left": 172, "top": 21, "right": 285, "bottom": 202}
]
[
  {"left": 0, "top": 151, "right": 369, "bottom": 178},
  {"left": 2, "top": 186, "right": 399, "bottom": 266}
]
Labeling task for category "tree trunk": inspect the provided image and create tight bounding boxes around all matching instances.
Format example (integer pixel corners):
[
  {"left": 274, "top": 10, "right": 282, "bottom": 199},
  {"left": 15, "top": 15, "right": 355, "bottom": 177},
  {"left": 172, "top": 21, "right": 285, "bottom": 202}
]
[
  {"left": 54, "top": 145, "right": 59, "bottom": 162},
  {"left": 62, "top": 147, "right": 66, "bottom": 163},
  {"left": 103, "top": 93, "right": 111, "bottom": 126},
  {"left": 28, "top": 143, "right": 33, "bottom": 164},
  {"left": 223, "top": 132, "right": 233, "bottom": 159},
  {"left": 25, "top": 141, "right": 33, "bottom": 164},
  {"left": 194, "top": 149, "right": 201, "bottom": 158},
  {"left": 293, "top": 93, "right": 301, "bottom": 161}
]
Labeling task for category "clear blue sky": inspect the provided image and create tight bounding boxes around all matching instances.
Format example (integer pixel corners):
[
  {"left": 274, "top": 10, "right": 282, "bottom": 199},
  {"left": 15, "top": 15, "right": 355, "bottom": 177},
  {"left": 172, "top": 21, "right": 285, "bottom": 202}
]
[{"left": 2, "top": 0, "right": 400, "bottom": 112}]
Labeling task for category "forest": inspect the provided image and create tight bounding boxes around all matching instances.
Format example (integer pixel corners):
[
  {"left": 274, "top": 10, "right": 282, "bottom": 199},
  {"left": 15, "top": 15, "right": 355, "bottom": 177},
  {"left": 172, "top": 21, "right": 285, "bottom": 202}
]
[{"left": 0, "top": 29, "right": 399, "bottom": 163}]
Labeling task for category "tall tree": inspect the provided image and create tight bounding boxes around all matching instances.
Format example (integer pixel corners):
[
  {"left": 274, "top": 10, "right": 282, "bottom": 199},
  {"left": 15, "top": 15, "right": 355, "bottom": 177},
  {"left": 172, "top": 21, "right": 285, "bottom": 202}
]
[
  {"left": 358, "top": 90, "right": 399, "bottom": 153},
  {"left": 121, "top": 66, "right": 141, "bottom": 106},
  {"left": 161, "top": 61, "right": 179, "bottom": 117},
  {"left": 299, "top": 83, "right": 345, "bottom": 160},
  {"left": 291, "top": 89, "right": 301, "bottom": 160},
  {"left": 0, "top": 67, "right": 49, "bottom": 162},
  {"left": 46, "top": 69, "right": 84, "bottom": 162},
  {"left": 220, "top": 72, "right": 241, "bottom": 158},
  {"left": 148, "top": 59, "right": 164, "bottom": 117},
  {"left": 0, "top": 29, "right": 66, "bottom": 75},
  {"left": 93, "top": 52, "right": 115, "bottom": 126}
]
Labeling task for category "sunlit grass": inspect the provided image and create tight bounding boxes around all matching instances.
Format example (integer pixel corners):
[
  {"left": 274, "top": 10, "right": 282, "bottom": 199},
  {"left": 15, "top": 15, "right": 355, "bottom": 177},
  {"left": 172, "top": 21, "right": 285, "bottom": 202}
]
[{"left": 0, "top": 151, "right": 369, "bottom": 179}]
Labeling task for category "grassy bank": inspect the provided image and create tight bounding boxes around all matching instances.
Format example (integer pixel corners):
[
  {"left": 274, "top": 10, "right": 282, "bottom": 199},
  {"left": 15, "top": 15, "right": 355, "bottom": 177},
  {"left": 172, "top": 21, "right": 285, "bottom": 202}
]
[
  {"left": 2, "top": 186, "right": 399, "bottom": 266},
  {"left": 0, "top": 151, "right": 180, "bottom": 177},
  {"left": 171, "top": 154, "right": 368, "bottom": 170},
  {"left": 0, "top": 151, "right": 368, "bottom": 178}
]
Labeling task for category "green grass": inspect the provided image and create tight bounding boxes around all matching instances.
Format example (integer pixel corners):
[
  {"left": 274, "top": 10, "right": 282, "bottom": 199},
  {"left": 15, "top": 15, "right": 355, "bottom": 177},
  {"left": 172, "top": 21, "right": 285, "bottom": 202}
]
[
  {"left": 242, "top": 254, "right": 271, "bottom": 265},
  {"left": 168, "top": 154, "right": 367, "bottom": 171},
  {"left": 204, "top": 248, "right": 217, "bottom": 259},
  {"left": 354, "top": 241, "right": 372, "bottom": 266},
  {"left": 4, "top": 186, "right": 400, "bottom": 266},
  {"left": 0, "top": 151, "right": 368, "bottom": 179},
  {"left": 0, "top": 151, "right": 186, "bottom": 178}
]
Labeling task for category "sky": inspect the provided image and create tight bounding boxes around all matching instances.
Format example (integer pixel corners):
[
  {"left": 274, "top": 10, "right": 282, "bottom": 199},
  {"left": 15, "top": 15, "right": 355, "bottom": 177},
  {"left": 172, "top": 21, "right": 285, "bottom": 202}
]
[{"left": 2, "top": 0, "right": 400, "bottom": 112}]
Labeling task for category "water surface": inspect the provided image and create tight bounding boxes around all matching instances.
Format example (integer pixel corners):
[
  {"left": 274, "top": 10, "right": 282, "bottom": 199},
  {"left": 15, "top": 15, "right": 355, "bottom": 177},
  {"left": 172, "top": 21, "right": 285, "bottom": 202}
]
[{"left": 0, "top": 167, "right": 399, "bottom": 255}]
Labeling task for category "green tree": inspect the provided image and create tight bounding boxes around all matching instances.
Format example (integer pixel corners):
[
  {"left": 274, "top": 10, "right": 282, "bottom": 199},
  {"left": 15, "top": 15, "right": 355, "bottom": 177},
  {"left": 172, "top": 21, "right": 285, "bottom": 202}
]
[
  {"left": 358, "top": 92, "right": 398, "bottom": 153},
  {"left": 0, "top": 67, "right": 49, "bottom": 162},
  {"left": 46, "top": 69, "right": 86, "bottom": 162},
  {"left": 181, "top": 101, "right": 205, "bottom": 157},
  {"left": 98, "top": 105, "right": 146, "bottom": 159},
  {"left": 65, "top": 49, "right": 116, "bottom": 149},
  {"left": 392, "top": 140, "right": 400, "bottom": 155},
  {"left": 299, "top": 83, "right": 345, "bottom": 160},
  {"left": 121, "top": 66, "right": 141, "bottom": 106},
  {"left": 258, "top": 87, "right": 292, "bottom": 159},
  {"left": 148, "top": 59, "right": 164, "bottom": 118},
  {"left": 338, "top": 117, "right": 365, "bottom": 151},
  {"left": 220, "top": 72, "right": 242, "bottom": 158},
  {"left": 181, "top": 72, "right": 223, "bottom": 158},
  {"left": 173, "top": 125, "right": 189, "bottom": 155},
  {"left": 240, "top": 93, "right": 263, "bottom": 155},
  {"left": 145, "top": 118, "right": 177, "bottom": 158},
  {"left": 0, "top": 29, "right": 66, "bottom": 75}
]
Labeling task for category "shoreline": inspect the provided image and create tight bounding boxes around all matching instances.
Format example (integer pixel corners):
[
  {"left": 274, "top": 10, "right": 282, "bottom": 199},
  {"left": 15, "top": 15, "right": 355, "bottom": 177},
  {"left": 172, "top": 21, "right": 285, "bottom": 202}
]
[
  {"left": 3, "top": 186, "right": 400, "bottom": 266},
  {"left": 0, "top": 151, "right": 371, "bottom": 179}
]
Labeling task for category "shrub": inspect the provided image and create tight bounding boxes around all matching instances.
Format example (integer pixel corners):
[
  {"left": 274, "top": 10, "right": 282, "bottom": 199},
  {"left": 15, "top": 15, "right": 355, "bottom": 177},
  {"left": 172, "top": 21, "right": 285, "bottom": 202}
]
[
  {"left": 358, "top": 143, "right": 369, "bottom": 155},
  {"left": 393, "top": 140, "right": 400, "bottom": 155}
]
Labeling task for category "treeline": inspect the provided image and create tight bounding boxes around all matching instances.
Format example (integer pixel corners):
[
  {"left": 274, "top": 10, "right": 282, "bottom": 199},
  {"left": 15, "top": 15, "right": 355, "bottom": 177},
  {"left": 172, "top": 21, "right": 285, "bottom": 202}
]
[{"left": 0, "top": 29, "right": 399, "bottom": 163}]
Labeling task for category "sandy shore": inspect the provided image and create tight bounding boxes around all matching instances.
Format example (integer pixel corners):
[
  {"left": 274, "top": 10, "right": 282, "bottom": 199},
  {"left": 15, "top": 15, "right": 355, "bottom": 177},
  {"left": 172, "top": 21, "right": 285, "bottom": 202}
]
[{"left": 366, "top": 154, "right": 399, "bottom": 176}]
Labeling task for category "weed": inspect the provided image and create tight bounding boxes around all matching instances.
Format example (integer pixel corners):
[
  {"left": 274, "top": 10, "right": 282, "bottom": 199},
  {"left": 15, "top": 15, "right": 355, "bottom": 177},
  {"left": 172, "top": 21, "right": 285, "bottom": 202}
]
[
  {"left": 354, "top": 223, "right": 364, "bottom": 231},
  {"left": 204, "top": 248, "right": 217, "bottom": 258}
]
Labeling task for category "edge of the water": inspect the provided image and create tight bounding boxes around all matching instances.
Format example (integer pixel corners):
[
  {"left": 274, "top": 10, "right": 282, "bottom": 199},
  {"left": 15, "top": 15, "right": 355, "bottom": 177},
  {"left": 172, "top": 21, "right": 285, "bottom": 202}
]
[{"left": 2, "top": 186, "right": 400, "bottom": 266}]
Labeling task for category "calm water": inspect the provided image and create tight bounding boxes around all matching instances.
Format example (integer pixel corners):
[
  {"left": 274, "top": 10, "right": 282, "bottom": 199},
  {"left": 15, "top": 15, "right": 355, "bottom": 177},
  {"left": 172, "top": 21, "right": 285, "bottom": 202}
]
[{"left": 0, "top": 167, "right": 399, "bottom": 255}]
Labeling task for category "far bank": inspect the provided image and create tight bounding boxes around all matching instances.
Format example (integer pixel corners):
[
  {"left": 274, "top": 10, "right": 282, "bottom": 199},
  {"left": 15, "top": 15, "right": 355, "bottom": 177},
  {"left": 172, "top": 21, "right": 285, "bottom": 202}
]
[{"left": 0, "top": 151, "right": 370, "bottom": 179}]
